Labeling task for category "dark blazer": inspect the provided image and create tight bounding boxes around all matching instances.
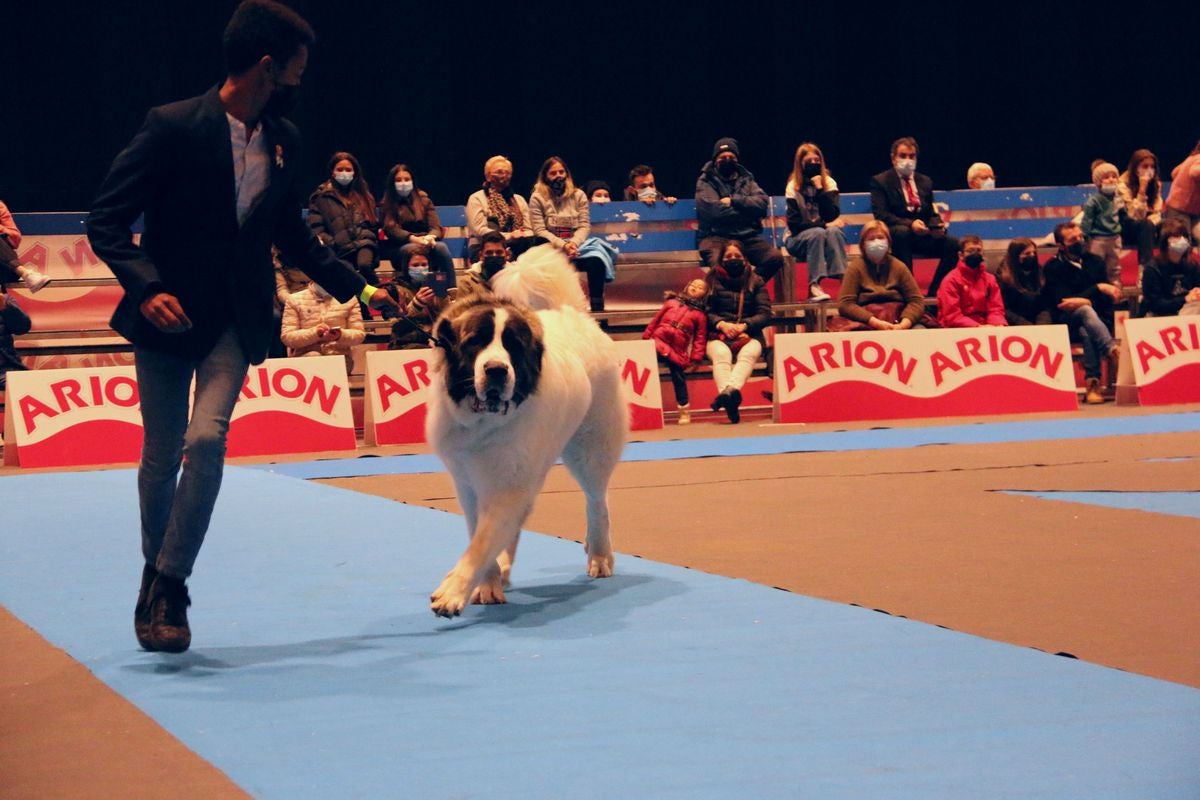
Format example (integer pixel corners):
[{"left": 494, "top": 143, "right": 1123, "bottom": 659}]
[
  {"left": 87, "top": 86, "right": 366, "bottom": 364},
  {"left": 868, "top": 169, "right": 944, "bottom": 229}
]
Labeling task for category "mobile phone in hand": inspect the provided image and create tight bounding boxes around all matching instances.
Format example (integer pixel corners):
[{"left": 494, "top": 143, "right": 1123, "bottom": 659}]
[{"left": 427, "top": 270, "right": 449, "bottom": 298}]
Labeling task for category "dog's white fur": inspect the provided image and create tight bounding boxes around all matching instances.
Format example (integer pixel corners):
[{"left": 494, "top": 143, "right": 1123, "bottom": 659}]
[{"left": 426, "top": 246, "right": 627, "bottom": 617}]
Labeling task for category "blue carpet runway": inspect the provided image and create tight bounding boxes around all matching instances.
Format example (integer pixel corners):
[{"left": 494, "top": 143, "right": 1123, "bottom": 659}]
[{"left": 1, "top": 467, "right": 1198, "bottom": 798}]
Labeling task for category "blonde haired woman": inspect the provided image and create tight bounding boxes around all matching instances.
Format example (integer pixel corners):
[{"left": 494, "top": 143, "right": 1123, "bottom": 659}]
[
  {"left": 529, "top": 155, "right": 612, "bottom": 311},
  {"left": 783, "top": 142, "right": 846, "bottom": 301},
  {"left": 465, "top": 155, "right": 538, "bottom": 260}
]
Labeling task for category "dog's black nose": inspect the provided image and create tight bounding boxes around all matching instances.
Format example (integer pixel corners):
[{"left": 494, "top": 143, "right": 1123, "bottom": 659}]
[{"left": 484, "top": 361, "right": 509, "bottom": 383}]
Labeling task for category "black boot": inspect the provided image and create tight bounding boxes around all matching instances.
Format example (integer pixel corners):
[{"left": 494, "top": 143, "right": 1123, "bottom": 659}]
[
  {"left": 710, "top": 390, "right": 730, "bottom": 413},
  {"left": 589, "top": 296, "right": 605, "bottom": 313},
  {"left": 725, "top": 388, "right": 742, "bottom": 424},
  {"left": 135, "top": 563, "right": 158, "bottom": 651},
  {"left": 148, "top": 574, "right": 192, "bottom": 654}
]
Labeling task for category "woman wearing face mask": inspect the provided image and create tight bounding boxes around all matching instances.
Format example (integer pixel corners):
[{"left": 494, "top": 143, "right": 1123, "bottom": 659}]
[
  {"left": 379, "top": 163, "right": 455, "bottom": 287},
  {"left": 387, "top": 251, "right": 457, "bottom": 349},
  {"left": 996, "top": 238, "right": 1051, "bottom": 326},
  {"left": 834, "top": 220, "right": 927, "bottom": 331},
  {"left": 1141, "top": 220, "right": 1200, "bottom": 317},
  {"left": 466, "top": 155, "right": 538, "bottom": 261},
  {"left": 783, "top": 142, "right": 847, "bottom": 301},
  {"left": 529, "top": 156, "right": 616, "bottom": 312},
  {"left": 308, "top": 151, "right": 380, "bottom": 297},
  {"left": 1117, "top": 149, "right": 1163, "bottom": 273},
  {"left": 704, "top": 241, "right": 772, "bottom": 423}
]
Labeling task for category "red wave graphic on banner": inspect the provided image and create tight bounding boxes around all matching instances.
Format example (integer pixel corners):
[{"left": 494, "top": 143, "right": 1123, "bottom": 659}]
[
  {"left": 20, "top": 286, "right": 124, "bottom": 333},
  {"left": 1137, "top": 362, "right": 1200, "bottom": 406},
  {"left": 777, "top": 375, "right": 1077, "bottom": 423},
  {"left": 17, "top": 418, "right": 143, "bottom": 468},
  {"left": 628, "top": 403, "right": 663, "bottom": 431},
  {"left": 374, "top": 404, "right": 428, "bottom": 445},
  {"left": 226, "top": 411, "right": 355, "bottom": 457}
]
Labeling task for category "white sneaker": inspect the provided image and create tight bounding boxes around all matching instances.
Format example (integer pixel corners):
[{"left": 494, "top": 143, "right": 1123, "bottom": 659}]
[
  {"left": 20, "top": 267, "right": 51, "bottom": 293},
  {"left": 677, "top": 406, "right": 691, "bottom": 425},
  {"left": 808, "top": 282, "right": 830, "bottom": 301}
]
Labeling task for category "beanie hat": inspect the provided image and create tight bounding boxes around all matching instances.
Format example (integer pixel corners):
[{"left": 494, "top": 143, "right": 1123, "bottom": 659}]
[
  {"left": 712, "top": 137, "right": 740, "bottom": 160},
  {"left": 583, "top": 180, "right": 611, "bottom": 199},
  {"left": 1091, "top": 160, "right": 1117, "bottom": 185}
]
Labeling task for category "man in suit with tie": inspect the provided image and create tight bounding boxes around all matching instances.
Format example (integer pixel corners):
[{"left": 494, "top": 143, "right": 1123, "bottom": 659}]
[
  {"left": 87, "top": 0, "right": 394, "bottom": 654},
  {"left": 868, "top": 137, "right": 960, "bottom": 296}
]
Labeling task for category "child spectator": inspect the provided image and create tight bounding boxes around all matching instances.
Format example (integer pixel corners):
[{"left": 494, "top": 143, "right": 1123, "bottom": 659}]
[
  {"left": 642, "top": 278, "right": 708, "bottom": 425},
  {"left": 1080, "top": 160, "right": 1124, "bottom": 286},
  {"left": 0, "top": 285, "right": 31, "bottom": 391},
  {"left": 995, "top": 238, "right": 1051, "bottom": 325},
  {"left": 280, "top": 280, "right": 366, "bottom": 373},
  {"left": 1141, "top": 220, "right": 1200, "bottom": 317},
  {"left": 623, "top": 165, "right": 677, "bottom": 205},
  {"left": 783, "top": 142, "right": 846, "bottom": 301},
  {"left": 936, "top": 235, "right": 1007, "bottom": 328},
  {"left": 584, "top": 181, "right": 613, "bottom": 204},
  {"left": 388, "top": 251, "right": 455, "bottom": 350},
  {"left": 0, "top": 200, "right": 51, "bottom": 293},
  {"left": 705, "top": 240, "right": 772, "bottom": 424},
  {"left": 379, "top": 163, "right": 455, "bottom": 282}
]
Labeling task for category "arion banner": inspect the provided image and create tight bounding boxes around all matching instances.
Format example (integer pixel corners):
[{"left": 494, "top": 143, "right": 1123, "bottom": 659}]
[
  {"left": 773, "top": 326, "right": 1078, "bottom": 423},
  {"left": 362, "top": 349, "right": 435, "bottom": 445},
  {"left": 613, "top": 339, "right": 664, "bottom": 431},
  {"left": 225, "top": 356, "right": 356, "bottom": 457},
  {"left": 1122, "top": 315, "right": 1200, "bottom": 405}
]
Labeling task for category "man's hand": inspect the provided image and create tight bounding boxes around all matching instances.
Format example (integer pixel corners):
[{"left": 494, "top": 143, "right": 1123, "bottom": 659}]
[
  {"left": 367, "top": 286, "right": 399, "bottom": 311},
  {"left": 720, "top": 197, "right": 732, "bottom": 206},
  {"left": 140, "top": 292, "right": 193, "bottom": 333},
  {"left": 1098, "top": 283, "right": 1123, "bottom": 301},
  {"left": 664, "top": 195, "right": 677, "bottom": 205},
  {"left": 1058, "top": 297, "right": 1090, "bottom": 311},
  {"left": 911, "top": 219, "right": 929, "bottom": 235},
  {"left": 1186, "top": 287, "right": 1200, "bottom": 303}
]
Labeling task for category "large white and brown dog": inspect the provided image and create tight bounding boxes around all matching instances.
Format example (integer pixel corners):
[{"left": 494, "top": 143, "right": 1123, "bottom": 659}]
[{"left": 425, "top": 246, "right": 627, "bottom": 617}]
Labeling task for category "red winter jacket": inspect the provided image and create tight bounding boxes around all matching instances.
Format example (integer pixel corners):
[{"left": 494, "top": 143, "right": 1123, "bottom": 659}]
[{"left": 642, "top": 296, "right": 708, "bottom": 368}]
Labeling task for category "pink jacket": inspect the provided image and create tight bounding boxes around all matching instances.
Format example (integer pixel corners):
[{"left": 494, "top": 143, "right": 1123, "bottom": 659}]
[
  {"left": 642, "top": 296, "right": 707, "bottom": 368},
  {"left": 937, "top": 261, "right": 1007, "bottom": 328},
  {"left": 0, "top": 201, "right": 20, "bottom": 247}
]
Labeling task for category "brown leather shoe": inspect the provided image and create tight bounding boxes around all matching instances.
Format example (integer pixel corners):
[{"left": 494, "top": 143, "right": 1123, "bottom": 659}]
[
  {"left": 135, "top": 563, "right": 158, "bottom": 651},
  {"left": 148, "top": 574, "right": 192, "bottom": 653}
]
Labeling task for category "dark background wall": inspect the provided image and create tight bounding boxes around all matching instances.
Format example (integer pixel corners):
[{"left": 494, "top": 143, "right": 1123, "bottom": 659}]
[{"left": 6, "top": 0, "right": 1199, "bottom": 212}]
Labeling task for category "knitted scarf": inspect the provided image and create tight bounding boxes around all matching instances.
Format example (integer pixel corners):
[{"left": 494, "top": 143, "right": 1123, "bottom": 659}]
[{"left": 485, "top": 184, "right": 524, "bottom": 232}]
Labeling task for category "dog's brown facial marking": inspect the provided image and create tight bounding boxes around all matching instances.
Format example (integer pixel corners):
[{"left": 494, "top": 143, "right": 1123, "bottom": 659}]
[{"left": 435, "top": 297, "right": 543, "bottom": 413}]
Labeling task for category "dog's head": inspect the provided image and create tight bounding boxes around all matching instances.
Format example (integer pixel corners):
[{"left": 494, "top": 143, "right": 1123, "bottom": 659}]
[{"left": 433, "top": 295, "right": 544, "bottom": 414}]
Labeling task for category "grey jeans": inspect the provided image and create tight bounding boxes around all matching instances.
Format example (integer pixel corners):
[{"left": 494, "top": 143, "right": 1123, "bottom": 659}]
[{"left": 135, "top": 327, "right": 249, "bottom": 578}]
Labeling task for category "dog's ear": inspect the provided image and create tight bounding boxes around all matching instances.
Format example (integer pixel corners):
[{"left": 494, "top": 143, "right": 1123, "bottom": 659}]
[{"left": 433, "top": 316, "right": 457, "bottom": 353}]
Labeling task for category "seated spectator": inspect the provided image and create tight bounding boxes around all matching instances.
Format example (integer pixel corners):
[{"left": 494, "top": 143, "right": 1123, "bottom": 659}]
[
  {"left": 936, "top": 235, "right": 1007, "bottom": 328},
  {"left": 1042, "top": 222, "right": 1121, "bottom": 404},
  {"left": 280, "top": 280, "right": 366, "bottom": 373},
  {"left": 456, "top": 231, "right": 510, "bottom": 301},
  {"left": 308, "top": 151, "right": 380, "bottom": 320},
  {"left": 623, "top": 165, "right": 677, "bottom": 205},
  {"left": 705, "top": 240, "right": 772, "bottom": 424},
  {"left": 696, "top": 138, "right": 784, "bottom": 281},
  {"left": 967, "top": 162, "right": 996, "bottom": 190},
  {"left": 1141, "top": 220, "right": 1200, "bottom": 317},
  {"left": 995, "top": 238, "right": 1051, "bottom": 326},
  {"left": 466, "top": 155, "right": 539, "bottom": 260},
  {"left": 379, "top": 163, "right": 455, "bottom": 283},
  {"left": 528, "top": 156, "right": 614, "bottom": 312},
  {"left": 869, "top": 137, "right": 959, "bottom": 296},
  {"left": 584, "top": 181, "right": 613, "bottom": 204},
  {"left": 1164, "top": 140, "right": 1200, "bottom": 233},
  {"left": 272, "top": 246, "right": 310, "bottom": 358},
  {"left": 783, "top": 142, "right": 846, "bottom": 301},
  {"left": 642, "top": 278, "right": 708, "bottom": 425},
  {"left": 1081, "top": 160, "right": 1123, "bottom": 286},
  {"left": 834, "top": 220, "right": 927, "bottom": 331},
  {"left": 1117, "top": 149, "right": 1163, "bottom": 274},
  {"left": 0, "top": 200, "right": 51, "bottom": 293},
  {"left": 0, "top": 286, "right": 32, "bottom": 391},
  {"left": 388, "top": 251, "right": 456, "bottom": 350}
]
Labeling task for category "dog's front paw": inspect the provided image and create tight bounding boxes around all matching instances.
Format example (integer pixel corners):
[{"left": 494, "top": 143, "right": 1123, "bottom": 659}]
[
  {"left": 471, "top": 573, "right": 507, "bottom": 605},
  {"left": 587, "top": 552, "right": 614, "bottom": 579},
  {"left": 430, "top": 572, "right": 471, "bottom": 618}
]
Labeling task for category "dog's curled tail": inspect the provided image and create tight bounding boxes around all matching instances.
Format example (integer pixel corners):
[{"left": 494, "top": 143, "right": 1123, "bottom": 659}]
[{"left": 490, "top": 244, "right": 588, "bottom": 312}]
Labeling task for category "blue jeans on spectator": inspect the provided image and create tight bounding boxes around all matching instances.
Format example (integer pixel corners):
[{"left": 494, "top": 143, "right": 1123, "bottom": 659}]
[
  {"left": 401, "top": 241, "right": 457, "bottom": 288},
  {"left": 1065, "top": 304, "right": 1114, "bottom": 380},
  {"left": 135, "top": 327, "right": 249, "bottom": 579},
  {"left": 784, "top": 226, "right": 848, "bottom": 282}
]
